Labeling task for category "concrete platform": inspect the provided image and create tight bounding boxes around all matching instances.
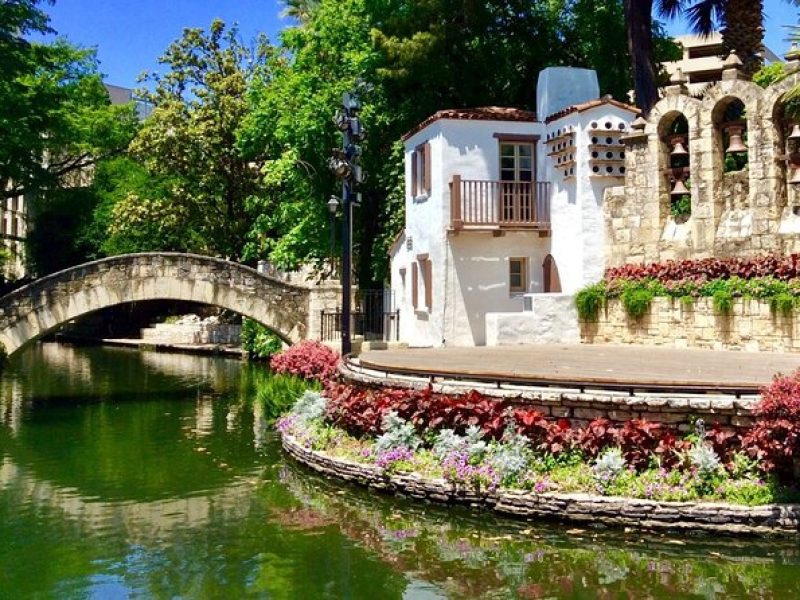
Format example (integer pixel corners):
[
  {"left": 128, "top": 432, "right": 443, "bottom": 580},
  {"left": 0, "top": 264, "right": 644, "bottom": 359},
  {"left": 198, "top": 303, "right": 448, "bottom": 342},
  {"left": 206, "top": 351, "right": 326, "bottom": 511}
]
[{"left": 357, "top": 344, "right": 800, "bottom": 394}]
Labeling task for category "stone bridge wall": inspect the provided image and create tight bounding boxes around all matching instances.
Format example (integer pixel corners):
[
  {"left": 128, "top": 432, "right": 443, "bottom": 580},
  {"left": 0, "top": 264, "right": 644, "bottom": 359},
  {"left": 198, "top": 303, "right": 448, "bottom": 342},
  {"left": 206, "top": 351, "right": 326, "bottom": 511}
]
[{"left": 0, "top": 253, "right": 341, "bottom": 356}]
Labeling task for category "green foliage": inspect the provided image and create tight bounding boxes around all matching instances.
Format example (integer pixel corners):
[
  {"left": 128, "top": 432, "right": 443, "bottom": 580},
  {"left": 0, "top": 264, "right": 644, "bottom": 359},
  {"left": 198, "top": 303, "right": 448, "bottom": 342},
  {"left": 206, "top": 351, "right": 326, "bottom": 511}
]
[
  {"left": 103, "top": 20, "right": 273, "bottom": 261},
  {"left": 255, "top": 374, "right": 321, "bottom": 423},
  {"left": 620, "top": 285, "right": 653, "bottom": 319},
  {"left": 753, "top": 62, "right": 785, "bottom": 88},
  {"left": 0, "top": 1, "right": 138, "bottom": 201},
  {"left": 769, "top": 292, "right": 795, "bottom": 317},
  {"left": 239, "top": 0, "right": 650, "bottom": 285},
  {"left": 575, "top": 282, "right": 606, "bottom": 321},
  {"left": 724, "top": 152, "right": 748, "bottom": 173},
  {"left": 241, "top": 318, "right": 284, "bottom": 360},
  {"left": 670, "top": 194, "right": 691, "bottom": 219},
  {"left": 25, "top": 186, "right": 99, "bottom": 275},
  {"left": 712, "top": 289, "right": 734, "bottom": 315}
]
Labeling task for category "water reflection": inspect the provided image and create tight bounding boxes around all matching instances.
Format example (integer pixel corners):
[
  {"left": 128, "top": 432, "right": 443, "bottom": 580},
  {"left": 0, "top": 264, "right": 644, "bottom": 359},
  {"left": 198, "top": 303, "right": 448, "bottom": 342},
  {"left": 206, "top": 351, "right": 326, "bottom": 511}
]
[{"left": 1, "top": 343, "right": 800, "bottom": 599}]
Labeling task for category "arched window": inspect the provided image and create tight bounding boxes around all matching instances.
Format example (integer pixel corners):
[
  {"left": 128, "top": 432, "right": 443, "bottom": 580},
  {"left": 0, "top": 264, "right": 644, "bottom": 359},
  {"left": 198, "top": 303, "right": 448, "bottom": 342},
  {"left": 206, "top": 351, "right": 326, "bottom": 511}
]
[
  {"left": 712, "top": 97, "right": 748, "bottom": 173},
  {"left": 659, "top": 112, "right": 691, "bottom": 223}
]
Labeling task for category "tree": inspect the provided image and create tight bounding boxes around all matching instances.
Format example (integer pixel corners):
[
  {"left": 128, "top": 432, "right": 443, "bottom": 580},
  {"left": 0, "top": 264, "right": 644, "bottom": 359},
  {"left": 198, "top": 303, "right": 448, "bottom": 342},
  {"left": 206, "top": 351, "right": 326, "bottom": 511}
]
[
  {"left": 624, "top": 0, "right": 660, "bottom": 115},
  {"left": 121, "top": 19, "right": 273, "bottom": 260},
  {"left": 0, "top": 0, "right": 138, "bottom": 200},
  {"left": 242, "top": 0, "right": 651, "bottom": 287},
  {"left": 658, "top": 0, "right": 799, "bottom": 78}
]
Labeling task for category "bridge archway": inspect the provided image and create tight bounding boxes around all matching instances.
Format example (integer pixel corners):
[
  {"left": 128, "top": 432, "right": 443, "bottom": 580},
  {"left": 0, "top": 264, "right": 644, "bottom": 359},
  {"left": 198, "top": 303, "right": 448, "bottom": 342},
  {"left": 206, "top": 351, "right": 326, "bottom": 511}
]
[{"left": 0, "top": 253, "right": 340, "bottom": 356}]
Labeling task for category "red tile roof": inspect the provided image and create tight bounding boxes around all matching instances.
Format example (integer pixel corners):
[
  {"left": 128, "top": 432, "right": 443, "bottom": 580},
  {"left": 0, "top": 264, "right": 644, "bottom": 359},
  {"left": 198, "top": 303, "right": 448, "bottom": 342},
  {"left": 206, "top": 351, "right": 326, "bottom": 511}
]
[
  {"left": 545, "top": 97, "right": 639, "bottom": 123},
  {"left": 402, "top": 106, "right": 538, "bottom": 141}
]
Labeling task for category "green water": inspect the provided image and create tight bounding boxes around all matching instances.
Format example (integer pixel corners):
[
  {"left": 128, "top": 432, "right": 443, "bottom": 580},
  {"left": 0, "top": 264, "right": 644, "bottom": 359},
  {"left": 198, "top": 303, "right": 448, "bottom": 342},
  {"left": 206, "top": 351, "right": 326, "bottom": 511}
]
[{"left": 2, "top": 344, "right": 800, "bottom": 599}]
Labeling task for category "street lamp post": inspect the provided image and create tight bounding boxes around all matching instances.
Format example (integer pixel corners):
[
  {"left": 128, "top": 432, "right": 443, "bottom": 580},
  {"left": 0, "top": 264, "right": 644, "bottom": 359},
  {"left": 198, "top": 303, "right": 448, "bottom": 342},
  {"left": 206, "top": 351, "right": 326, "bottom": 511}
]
[
  {"left": 329, "top": 90, "right": 366, "bottom": 356},
  {"left": 327, "top": 195, "right": 339, "bottom": 271}
]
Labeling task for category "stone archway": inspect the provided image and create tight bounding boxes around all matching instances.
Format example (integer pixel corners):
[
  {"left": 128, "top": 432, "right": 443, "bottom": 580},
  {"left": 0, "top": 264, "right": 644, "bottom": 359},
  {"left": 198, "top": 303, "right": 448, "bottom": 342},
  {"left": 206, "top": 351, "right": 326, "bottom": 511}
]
[{"left": 0, "top": 253, "right": 341, "bottom": 356}]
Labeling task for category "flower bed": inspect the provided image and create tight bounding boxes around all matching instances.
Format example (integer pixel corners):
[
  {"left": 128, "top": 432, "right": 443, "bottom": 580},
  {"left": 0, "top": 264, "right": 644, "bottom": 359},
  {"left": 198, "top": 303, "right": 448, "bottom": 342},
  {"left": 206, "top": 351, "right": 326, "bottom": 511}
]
[
  {"left": 278, "top": 374, "right": 800, "bottom": 511},
  {"left": 577, "top": 254, "right": 800, "bottom": 321}
]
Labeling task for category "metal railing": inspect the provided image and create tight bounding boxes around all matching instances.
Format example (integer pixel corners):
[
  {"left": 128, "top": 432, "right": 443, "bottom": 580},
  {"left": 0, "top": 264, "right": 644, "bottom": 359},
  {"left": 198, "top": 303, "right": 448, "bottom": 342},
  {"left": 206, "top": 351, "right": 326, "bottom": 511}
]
[
  {"left": 320, "top": 289, "right": 399, "bottom": 342},
  {"left": 450, "top": 176, "right": 551, "bottom": 230}
]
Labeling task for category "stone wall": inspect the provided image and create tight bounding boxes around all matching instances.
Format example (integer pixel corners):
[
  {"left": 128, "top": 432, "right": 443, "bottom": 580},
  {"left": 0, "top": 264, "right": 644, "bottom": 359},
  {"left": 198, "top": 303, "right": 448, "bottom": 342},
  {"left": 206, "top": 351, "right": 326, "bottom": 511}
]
[
  {"left": 604, "top": 70, "right": 800, "bottom": 269},
  {"left": 342, "top": 361, "right": 758, "bottom": 431},
  {"left": 581, "top": 297, "right": 800, "bottom": 354},
  {"left": 282, "top": 432, "right": 800, "bottom": 535}
]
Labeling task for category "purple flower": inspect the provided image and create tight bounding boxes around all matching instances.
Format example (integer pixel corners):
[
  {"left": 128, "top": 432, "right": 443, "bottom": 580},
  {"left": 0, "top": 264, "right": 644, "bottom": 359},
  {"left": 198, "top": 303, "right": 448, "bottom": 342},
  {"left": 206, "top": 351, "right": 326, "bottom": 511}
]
[{"left": 376, "top": 447, "right": 414, "bottom": 470}]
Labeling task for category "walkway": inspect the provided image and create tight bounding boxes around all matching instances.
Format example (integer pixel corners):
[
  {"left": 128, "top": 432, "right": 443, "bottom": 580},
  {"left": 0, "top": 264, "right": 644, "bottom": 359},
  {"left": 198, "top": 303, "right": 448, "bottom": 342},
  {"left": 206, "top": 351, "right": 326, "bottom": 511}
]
[{"left": 357, "top": 344, "right": 800, "bottom": 394}]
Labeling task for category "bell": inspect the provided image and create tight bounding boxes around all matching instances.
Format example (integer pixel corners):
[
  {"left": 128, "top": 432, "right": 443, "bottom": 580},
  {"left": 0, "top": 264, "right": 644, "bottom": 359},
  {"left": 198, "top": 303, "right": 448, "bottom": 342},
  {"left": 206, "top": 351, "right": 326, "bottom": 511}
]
[
  {"left": 789, "top": 124, "right": 800, "bottom": 142},
  {"left": 725, "top": 125, "right": 747, "bottom": 154},
  {"left": 670, "top": 136, "right": 688, "bottom": 157},
  {"left": 671, "top": 178, "right": 690, "bottom": 196},
  {"left": 790, "top": 167, "right": 800, "bottom": 185}
]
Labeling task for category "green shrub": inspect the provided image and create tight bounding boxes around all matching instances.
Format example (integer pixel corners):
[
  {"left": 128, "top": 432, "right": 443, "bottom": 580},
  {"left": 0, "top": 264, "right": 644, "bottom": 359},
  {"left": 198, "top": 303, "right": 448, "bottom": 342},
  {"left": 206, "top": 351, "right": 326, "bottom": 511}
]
[
  {"left": 575, "top": 283, "right": 606, "bottom": 321},
  {"left": 680, "top": 295, "right": 694, "bottom": 308},
  {"left": 620, "top": 285, "right": 653, "bottom": 319},
  {"left": 712, "top": 289, "right": 734, "bottom": 315},
  {"left": 242, "top": 318, "right": 284, "bottom": 359},
  {"left": 255, "top": 372, "right": 321, "bottom": 422},
  {"left": 769, "top": 292, "right": 795, "bottom": 317}
]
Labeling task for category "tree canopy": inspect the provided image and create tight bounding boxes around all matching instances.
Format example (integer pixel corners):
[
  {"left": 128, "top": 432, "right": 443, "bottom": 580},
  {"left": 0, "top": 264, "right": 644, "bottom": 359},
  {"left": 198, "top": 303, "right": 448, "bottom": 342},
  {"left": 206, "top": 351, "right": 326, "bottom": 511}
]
[{"left": 0, "top": 0, "right": 138, "bottom": 200}]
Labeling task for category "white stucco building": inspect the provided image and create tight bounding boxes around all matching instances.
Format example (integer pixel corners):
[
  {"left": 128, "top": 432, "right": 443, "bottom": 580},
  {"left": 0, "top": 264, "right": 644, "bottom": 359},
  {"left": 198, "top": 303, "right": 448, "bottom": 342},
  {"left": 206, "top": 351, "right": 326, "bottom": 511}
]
[{"left": 389, "top": 67, "right": 638, "bottom": 347}]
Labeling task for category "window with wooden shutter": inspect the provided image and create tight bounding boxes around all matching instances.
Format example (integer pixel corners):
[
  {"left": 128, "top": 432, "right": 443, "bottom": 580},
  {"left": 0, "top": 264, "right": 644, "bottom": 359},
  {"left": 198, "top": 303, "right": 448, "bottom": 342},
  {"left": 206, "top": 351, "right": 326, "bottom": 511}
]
[
  {"left": 411, "top": 263, "right": 418, "bottom": 309},
  {"left": 423, "top": 258, "right": 432, "bottom": 309},
  {"left": 422, "top": 142, "right": 431, "bottom": 194},
  {"left": 411, "top": 142, "right": 431, "bottom": 198}
]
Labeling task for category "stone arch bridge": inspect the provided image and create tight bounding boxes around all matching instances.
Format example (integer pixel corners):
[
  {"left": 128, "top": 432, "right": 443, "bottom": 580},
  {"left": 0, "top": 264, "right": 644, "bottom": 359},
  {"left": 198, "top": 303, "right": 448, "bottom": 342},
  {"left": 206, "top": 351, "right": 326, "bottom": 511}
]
[{"left": 0, "top": 253, "right": 341, "bottom": 357}]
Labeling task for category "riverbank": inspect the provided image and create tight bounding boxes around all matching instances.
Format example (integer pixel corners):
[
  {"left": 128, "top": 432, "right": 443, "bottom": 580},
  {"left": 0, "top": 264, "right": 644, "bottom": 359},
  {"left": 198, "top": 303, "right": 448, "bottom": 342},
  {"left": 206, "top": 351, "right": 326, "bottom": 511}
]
[
  {"left": 280, "top": 431, "right": 800, "bottom": 536},
  {"left": 54, "top": 333, "right": 244, "bottom": 358}
]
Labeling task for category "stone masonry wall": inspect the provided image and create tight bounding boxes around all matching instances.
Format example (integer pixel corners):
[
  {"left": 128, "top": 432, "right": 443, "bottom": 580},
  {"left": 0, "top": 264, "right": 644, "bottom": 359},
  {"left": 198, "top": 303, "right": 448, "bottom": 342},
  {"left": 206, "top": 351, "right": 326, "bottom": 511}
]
[
  {"left": 605, "top": 71, "right": 800, "bottom": 269},
  {"left": 581, "top": 297, "right": 800, "bottom": 355},
  {"left": 342, "top": 361, "right": 758, "bottom": 431},
  {"left": 282, "top": 432, "right": 800, "bottom": 535}
]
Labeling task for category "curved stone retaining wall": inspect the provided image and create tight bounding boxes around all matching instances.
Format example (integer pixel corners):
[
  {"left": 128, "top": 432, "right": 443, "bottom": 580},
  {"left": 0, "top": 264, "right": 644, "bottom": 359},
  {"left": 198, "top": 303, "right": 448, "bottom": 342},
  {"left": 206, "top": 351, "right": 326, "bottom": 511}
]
[
  {"left": 341, "top": 362, "right": 758, "bottom": 432},
  {"left": 282, "top": 432, "right": 800, "bottom": 536}
]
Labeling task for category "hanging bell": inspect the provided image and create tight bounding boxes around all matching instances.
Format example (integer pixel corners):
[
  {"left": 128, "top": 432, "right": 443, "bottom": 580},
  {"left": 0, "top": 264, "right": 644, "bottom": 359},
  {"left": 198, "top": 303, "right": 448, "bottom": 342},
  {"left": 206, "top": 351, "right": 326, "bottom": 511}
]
[
  {"left": 789, "top": 124, "right": 800, "bottom": 142},
  {"left": 670, "top": 136, "right": 689, "bottom": 157},
  {"left": 725, "top": 125, "right": 747, "bottom": 154},
  {"left": 790, "top": 166, "right": 800, "bottom": 185},
  {"left": 671, "top": 178, "right": 690, "bottom": 196}
]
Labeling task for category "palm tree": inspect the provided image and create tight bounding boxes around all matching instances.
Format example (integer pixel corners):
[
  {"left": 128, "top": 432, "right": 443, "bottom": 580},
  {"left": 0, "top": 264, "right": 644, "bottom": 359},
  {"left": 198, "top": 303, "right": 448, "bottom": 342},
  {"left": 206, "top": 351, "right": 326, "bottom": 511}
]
[
  {"left": 280, "top": 0, "right": 320, "bottom": 25},
  {"left": 624, "top": 0, "right": 660, "bottom": 116}
]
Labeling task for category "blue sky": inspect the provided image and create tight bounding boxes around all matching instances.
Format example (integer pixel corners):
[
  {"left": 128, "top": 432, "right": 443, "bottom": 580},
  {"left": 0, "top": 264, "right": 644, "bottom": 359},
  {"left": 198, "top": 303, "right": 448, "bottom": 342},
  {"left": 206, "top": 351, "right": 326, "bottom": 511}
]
[{"left": 36, "top": 0, "right": 799, "bottom": 89}]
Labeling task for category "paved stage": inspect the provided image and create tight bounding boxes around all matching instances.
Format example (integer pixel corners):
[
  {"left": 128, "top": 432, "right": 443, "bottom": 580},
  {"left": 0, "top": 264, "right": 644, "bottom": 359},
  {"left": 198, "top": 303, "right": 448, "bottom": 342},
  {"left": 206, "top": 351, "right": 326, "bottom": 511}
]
[{"left": 357, "top": 344, "right": 800, "bottom": 393}]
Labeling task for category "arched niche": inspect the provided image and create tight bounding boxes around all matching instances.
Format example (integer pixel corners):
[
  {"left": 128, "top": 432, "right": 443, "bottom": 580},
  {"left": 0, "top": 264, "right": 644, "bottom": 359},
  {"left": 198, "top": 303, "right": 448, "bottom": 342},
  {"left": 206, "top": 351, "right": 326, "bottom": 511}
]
[
  {"left": 711, "top": 96, "right": 748, "bottom": 174},
  {"left": 658, "top": 111, "right": 691, "bottom": 223},
  {"left": 766, "top": 72, "right": 800, "bottom": 214},
  {"left": 542, "top": 254, "right": 561, "bottom": 293}
]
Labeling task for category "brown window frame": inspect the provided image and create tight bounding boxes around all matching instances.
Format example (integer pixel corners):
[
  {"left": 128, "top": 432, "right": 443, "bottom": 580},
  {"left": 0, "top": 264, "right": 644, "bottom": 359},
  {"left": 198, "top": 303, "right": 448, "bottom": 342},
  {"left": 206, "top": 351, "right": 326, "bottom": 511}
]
[
  {"left": 411, "top": 142, "right": 431, "bottom": 198},
  {"left": 509, "top": 257, "right": 528, "bottom": 293}
]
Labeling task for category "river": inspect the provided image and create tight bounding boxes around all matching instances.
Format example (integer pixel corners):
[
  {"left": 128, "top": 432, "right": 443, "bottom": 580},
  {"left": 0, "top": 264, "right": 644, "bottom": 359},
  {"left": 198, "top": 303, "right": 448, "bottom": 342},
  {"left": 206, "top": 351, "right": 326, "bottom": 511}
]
[{"left": 1, "top": 343, "right": 799, "bottom": 599}]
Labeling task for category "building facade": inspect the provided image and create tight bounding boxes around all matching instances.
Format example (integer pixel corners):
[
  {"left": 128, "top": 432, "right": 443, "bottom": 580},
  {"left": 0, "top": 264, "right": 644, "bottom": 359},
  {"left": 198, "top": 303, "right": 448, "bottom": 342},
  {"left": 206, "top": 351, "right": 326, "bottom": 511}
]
[{"left": 389, "top": 68, "right": 638, "bottom": 347}]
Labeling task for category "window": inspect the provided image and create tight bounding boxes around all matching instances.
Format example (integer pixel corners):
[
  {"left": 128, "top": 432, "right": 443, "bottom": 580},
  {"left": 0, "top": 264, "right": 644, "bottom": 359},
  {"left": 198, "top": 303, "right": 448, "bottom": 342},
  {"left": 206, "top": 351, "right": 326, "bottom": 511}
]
[
  {"left": 411, "top": 263, "right": 418, "bottom": 309},
  {"left": 509, "top": 257, "right": 528, "bottom": 293},
  {"left": 411, "top": 142, "right": 431, "bottom": 198},
  {"left": 499, "top": 141, "right": 535, "bottom": 182}
]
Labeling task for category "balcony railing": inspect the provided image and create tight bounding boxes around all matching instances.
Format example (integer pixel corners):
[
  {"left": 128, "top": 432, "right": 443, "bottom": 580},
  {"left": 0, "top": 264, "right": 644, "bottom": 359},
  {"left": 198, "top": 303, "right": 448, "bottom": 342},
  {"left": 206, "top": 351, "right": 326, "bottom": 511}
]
[{"left": 449, "top": 176, "right": 551, "bottom": 231}]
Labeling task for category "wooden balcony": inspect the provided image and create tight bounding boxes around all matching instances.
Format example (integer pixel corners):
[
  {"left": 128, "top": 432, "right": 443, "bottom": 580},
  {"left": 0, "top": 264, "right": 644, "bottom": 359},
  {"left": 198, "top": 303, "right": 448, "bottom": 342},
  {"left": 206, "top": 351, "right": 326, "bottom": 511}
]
[{"left": 449, "top": 176, "right": 551, "bottom": 232}]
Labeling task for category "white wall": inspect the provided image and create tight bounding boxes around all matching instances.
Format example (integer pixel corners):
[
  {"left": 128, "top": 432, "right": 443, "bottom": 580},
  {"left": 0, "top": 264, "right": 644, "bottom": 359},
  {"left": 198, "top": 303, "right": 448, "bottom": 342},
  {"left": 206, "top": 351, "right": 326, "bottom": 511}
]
[
  {"left": 545, "top": 104, "right": 636, "bottom": 292},
  {"left": 390, "top": 104, "right": 635, "bottom": 348}
]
